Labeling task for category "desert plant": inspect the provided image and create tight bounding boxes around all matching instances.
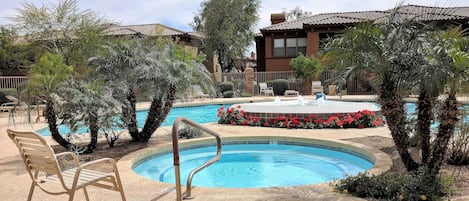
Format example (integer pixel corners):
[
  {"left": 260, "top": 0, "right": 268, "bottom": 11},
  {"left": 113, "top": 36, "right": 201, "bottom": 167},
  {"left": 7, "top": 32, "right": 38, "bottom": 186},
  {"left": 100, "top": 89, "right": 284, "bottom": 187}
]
[
  {"left": 223, "top": 90, "right": 234, "bottom": 98},
  {"left": 178, "top": 126, "right": 202, "bottom": 139}
]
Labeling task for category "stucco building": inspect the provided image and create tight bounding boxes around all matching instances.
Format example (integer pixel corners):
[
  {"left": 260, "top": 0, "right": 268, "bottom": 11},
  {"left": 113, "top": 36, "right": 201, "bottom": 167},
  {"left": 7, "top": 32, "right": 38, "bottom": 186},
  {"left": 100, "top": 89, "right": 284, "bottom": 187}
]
[{"left": 255, "top": 4, "right": 469, "bottom": 72}]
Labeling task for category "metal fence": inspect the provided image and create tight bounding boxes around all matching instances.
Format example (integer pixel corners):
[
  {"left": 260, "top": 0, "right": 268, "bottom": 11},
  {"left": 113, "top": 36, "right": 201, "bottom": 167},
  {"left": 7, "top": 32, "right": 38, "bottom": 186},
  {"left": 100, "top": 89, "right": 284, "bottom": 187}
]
[
  {"left": 0, "top": 73, "right": 379, "bottom": 96},
  {"left": 0, "top": 76, "right": 28, "bottom": 89},
  {"left": 216, "top": 70, "right": 376, "bottom": 95}
]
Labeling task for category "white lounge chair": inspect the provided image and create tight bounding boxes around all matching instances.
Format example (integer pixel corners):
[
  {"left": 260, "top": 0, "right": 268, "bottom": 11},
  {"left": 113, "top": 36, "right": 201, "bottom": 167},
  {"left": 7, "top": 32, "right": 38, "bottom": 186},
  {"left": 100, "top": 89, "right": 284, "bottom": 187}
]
[
  {"left": 312, "top": 81, "right": 324, "bottom": 95},
  {"left": 284, "top": 90, "right": 299, "bottom": 96},
  {"left": 7, "top": 129, "right": 126, "bottom": 201},
  {"left": 192, "top": 85, "right": 210, "bottom": 99},
  {"left": 259, "top": 82, "right": 274, "bottom": 96}
]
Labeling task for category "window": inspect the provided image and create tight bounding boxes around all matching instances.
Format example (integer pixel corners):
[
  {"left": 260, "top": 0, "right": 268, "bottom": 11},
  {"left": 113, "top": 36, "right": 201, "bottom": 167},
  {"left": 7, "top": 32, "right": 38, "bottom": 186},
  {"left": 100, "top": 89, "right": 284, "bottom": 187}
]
[
  {"left": 273, "top": 37, "right": 306, "bottom": 57},
  {"left": 273, "top": 39, "right": 284, "bottom": 57}
]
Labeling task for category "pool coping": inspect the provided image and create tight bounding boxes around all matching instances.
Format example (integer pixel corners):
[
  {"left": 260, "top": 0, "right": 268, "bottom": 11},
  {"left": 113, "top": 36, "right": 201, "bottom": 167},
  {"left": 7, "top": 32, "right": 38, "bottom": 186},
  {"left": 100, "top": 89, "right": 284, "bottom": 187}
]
[{"left": 117, "top": 134, "right": 392, "bottom": 201}]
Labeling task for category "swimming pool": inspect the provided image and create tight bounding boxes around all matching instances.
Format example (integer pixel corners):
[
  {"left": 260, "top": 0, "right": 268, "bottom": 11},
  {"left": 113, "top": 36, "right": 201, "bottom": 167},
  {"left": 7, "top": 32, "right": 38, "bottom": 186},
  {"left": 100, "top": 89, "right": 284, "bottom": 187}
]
[
  {"left": 37, "top": 104, "right": 231, "bottom": 136},
  {"left": 132, "top": 139, "right": 375, "bottom": 188}
]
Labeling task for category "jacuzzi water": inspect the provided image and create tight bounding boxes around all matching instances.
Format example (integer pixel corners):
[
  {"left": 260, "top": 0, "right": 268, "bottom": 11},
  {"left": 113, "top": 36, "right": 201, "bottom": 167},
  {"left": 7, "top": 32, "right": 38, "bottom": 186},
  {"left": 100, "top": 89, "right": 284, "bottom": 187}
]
[{"left": 133, "top": 142, "right": 373, "bottom": 188}]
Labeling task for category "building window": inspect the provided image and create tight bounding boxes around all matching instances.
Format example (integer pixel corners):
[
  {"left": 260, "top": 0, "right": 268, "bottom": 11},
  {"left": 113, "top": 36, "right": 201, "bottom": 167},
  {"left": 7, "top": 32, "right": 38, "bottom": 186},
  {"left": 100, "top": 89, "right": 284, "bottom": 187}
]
[
  {"left": 273, "top": 38, "right": 284, "bottom": 57},
  {"left": 273, "top": 37, "right": 306, "bottom": 57}
]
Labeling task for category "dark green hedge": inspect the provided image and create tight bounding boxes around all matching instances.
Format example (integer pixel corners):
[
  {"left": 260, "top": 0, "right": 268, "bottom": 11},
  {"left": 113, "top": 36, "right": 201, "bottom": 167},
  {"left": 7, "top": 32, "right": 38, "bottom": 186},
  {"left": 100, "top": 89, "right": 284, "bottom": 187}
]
[{"left": 267, "top": 79, "right": 288, "bottom": 95}]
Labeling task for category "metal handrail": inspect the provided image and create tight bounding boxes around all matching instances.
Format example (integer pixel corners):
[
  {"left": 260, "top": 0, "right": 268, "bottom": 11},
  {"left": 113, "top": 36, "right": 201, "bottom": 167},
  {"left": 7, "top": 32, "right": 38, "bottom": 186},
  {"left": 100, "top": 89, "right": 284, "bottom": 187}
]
[{"left": 171, "top": 117, "right": 222, "bottom": 200}]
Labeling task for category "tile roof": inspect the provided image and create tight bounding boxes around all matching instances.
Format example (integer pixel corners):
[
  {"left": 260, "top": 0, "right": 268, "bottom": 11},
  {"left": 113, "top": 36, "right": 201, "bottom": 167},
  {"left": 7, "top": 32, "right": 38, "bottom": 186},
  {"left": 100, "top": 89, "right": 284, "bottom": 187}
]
[
  {"left": 104, "top": 23, "right": 204, "bottom": 39},
  {"left": 261, "top": 4, "right": 469, "bottom": 32}
]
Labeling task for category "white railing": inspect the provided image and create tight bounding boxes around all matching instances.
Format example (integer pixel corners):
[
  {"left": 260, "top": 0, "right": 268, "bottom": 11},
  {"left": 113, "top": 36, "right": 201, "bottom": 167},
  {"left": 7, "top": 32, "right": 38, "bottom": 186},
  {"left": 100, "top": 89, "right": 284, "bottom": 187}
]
[{"left": 0, "top": 76, "right": 28, "bottom": 89}]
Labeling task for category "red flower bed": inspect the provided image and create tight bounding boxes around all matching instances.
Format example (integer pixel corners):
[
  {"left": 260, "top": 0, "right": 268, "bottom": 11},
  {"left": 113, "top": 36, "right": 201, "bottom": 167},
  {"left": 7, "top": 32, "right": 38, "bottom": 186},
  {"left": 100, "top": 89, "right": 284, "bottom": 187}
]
[{"left": 217, "top": 106, "right": 385, "bottom": 129}]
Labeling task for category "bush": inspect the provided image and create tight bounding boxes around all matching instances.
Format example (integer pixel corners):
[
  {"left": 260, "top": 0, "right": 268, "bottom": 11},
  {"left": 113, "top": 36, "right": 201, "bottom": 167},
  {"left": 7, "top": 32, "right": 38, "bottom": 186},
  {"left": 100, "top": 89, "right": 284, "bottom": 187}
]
[
  {"left": 240, "top": 91, "right": 251, "bottom": 97},
  {"left": 178, "top": 126, "right": 202, "bottom": 139},
  {"left": 223, "top": 90, "right": 234, "bottom": 98},
  {"left": 333, "top": 167, "right": 454, "bottom": 201},
  {"left": 219, "top": 81, "right": 234, "bottom": 94},
  {"left": 267, "top": 79, "right": 288, "bottom": 95},
  {"left": 447, "top": 120, "right": 469, "bottom": 165}
]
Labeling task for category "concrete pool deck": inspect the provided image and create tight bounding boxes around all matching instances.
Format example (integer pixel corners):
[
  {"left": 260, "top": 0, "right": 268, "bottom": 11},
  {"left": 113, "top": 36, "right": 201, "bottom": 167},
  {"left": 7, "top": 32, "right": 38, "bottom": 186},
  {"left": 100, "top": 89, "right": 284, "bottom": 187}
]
[{"left": 0, "top": 95, "right": 466, "bottom": 201}]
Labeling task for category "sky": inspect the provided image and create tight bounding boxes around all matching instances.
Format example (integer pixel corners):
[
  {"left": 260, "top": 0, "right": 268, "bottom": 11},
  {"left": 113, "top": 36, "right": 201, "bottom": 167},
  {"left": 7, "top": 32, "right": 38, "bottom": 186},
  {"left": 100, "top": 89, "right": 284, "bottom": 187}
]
[{"left": 1, "top": 0, "right": 469, "bottom": 32}]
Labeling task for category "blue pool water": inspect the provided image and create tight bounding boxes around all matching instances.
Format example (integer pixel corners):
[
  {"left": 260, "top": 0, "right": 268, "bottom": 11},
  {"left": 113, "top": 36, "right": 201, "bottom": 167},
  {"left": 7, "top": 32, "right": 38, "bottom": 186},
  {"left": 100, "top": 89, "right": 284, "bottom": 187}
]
[
  {"left": 37, "top": 104, "right": 230, "bottom": 136},
  {"left": 133, "top": 143, "right": 373, "bottom": 188}
]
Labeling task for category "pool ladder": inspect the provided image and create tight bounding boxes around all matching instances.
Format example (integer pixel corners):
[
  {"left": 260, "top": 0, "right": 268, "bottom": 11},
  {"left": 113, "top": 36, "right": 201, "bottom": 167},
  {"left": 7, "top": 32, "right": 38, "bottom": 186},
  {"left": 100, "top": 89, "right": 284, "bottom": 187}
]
[{"left": 172, "top": 117, "right": 222, "bottom": 200}]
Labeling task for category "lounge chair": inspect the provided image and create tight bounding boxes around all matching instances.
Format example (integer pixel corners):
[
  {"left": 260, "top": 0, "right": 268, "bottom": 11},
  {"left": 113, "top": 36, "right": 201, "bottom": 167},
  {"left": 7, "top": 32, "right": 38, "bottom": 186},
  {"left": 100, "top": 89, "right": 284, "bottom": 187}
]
[
  {"left": 312, "top": 81, "right": 324, "bottom": 95},
  {"left": 259, "top": 82, "right": 274, "bottom": 96},
  {"left": 7, "top": 129, "right": 126, "bottom": 201},
  {"left": 0, "top": 95, "right": 20, "bottom": 112},
  {"left": 192, "top": 85, "right": 210, "bottom": 99},
  {"left": 284, "top": 90, "right": 299, "bottom": 97},
  {"left": 0, "top": 101, "right": 17, "bottom": 112}
]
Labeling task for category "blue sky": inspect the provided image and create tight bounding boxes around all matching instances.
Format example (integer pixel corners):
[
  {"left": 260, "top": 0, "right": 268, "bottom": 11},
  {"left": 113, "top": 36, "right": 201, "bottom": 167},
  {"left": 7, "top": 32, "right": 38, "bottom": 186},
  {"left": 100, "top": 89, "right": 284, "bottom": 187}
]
[{"left": 1, "top": 0, "right": 469, "bottom": 32}]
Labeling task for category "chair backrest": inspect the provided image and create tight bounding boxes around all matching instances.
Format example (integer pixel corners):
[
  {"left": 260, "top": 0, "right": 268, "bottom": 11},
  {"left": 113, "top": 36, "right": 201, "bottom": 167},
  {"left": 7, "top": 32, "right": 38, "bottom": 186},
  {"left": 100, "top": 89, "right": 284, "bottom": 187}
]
[
  {"left": 7, "top": 129, "right": 62, "bottom": 183},
  {"left": 259, "top": 82, "right": 268, "bottom": 90},
  {"left": 5, "top": 95, "right": 19, "bottom": 103},
  {"left": 312, "top": 81, "right": 322, "bottom": 86}
]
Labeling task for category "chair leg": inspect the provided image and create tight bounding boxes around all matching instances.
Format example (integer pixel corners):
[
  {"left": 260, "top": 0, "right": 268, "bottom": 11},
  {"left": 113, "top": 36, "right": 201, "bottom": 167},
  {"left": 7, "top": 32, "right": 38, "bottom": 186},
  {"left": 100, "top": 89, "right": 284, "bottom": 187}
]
[
  {"left": 83, "top": 187, "right": 90, "bottom": 201},
  {"left": 115, "top": 176, "right": 126, "bottom": 201},
  {"left": 68, "top": 190, "right": 76, "bottom": 201},
  {"left": 27, "top": 181, "right": 36, "bottom": 201}
]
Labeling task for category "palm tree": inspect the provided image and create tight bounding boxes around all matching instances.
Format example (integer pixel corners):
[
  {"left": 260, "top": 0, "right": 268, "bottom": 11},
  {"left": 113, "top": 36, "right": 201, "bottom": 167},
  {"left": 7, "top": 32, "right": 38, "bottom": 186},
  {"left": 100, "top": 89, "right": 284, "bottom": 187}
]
[
  {"left": 425, "top": 28, "right": 469, "bottom": 172},
  {"left": 56, "top": 79, "right": 122, "bottom": 153},
  {"left": 28, "top": 52, "right": 73, "bottom": 149},
  {"left": 323, "top": 6, "right": 467, "bottom": 173},
  {"left": 90, "top": 36, "right": 213, "bottom": 142}
]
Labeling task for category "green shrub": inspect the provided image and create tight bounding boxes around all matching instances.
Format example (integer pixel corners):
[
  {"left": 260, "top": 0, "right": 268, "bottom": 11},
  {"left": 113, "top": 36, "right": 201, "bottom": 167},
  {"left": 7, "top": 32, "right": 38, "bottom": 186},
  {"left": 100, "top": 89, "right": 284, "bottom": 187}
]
[
  {"left": 447, "top": 120, "right": 469, "bottom": 165},
  {"left": 240, "top": 91, "right": 251, "bottom": 97},
  {"left": 177, "top": 126, "right": 202, "bottom": 139},
  {"left": 267, "top": 79, "right": 288, "bottom": 95},
  {"left": 219, "top": 81, "right": 234, "bottom": 94},
  {"left": 223, "top": 90, "right": 234, "bottom": 98},
  {"left": 333, "top": 167, "right": 453, "bottom": 201}
]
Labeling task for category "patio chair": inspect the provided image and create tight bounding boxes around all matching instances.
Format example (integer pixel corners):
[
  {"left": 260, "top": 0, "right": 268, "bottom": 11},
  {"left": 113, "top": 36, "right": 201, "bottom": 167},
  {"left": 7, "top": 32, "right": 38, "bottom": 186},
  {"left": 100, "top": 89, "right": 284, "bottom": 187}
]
[
  {"left": 259, "top": 82, "right": 274, "bottom": 96},
  {"left": 192, "top": 85, "right": 210, "bottom": 99},
  {"left": 0, "top": 95, "right": 20, "bottom": 112},
  {"left": 284, "top": 90, "right": 299, "bottom": 97},
  {"left": 7, "top": 129, "right": 126, "bottom": 201},
  {"left": 312, "top": 81, "right": 324, "bottom": 95}
]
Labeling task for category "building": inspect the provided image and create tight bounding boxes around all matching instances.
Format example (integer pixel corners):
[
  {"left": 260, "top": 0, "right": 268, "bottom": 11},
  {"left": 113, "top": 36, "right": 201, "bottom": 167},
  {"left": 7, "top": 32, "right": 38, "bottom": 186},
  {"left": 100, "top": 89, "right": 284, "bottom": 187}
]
[{"left": 255, "top": 4, "right": 469, "bottom": 72}]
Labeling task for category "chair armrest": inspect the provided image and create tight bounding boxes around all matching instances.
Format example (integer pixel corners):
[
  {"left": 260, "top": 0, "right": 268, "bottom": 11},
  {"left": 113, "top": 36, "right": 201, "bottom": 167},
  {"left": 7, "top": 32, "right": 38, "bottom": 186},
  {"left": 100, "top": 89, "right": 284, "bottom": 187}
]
[
  {"left": 55, "top": 152, "right": 80, "bottom": 167},
  {"left": 78, "top": 158, "right": 118, "bottom": 172},
  {"left": 268, "top": 87, "right": 273, "bottom": 90}
]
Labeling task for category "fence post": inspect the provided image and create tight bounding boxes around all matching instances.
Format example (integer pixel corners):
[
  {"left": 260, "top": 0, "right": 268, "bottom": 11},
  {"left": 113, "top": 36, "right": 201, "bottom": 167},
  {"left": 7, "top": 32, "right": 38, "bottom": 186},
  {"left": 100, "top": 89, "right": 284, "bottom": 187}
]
[{"left": 244, "top": 68, "right": 254, "bottom": 96}]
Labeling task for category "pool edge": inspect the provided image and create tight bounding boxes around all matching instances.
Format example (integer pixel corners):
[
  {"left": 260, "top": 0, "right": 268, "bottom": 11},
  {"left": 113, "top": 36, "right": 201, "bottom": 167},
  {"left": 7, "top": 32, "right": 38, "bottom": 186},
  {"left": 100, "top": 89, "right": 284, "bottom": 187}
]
[{"left": 118, "top": 135, "right": 392, "bottom": 190}]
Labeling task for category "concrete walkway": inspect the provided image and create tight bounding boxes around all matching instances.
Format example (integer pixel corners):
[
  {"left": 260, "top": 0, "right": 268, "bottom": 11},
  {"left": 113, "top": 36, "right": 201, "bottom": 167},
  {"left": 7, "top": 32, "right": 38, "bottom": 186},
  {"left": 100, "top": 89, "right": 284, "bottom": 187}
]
[{"left": 0, "top": 95, "right": 398, "bottom": 201}]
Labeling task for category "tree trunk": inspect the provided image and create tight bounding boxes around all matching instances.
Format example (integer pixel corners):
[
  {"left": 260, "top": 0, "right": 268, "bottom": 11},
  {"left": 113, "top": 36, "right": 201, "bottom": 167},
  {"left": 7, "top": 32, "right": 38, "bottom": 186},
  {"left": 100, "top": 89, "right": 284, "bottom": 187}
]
[
  {"left": 44, "top": 101, "right": 70, "bottom": 149},
  {"left": 140, "top": 84, "right": 177, "bottom": 142},
  {"left": 84, "top": 113, "right": 98, "bottom": 153},
  {"left": 125, "top": 89, "right": 139, "bottom": 141},
  {"left": 416, "top": 91, "right": 434, "bottom": 163},
  {"left": 428, "top": 94, "right": 459, "bottom": 173},
  {"left": 378, "top": 79, "right": 419, "bottom": 171}
]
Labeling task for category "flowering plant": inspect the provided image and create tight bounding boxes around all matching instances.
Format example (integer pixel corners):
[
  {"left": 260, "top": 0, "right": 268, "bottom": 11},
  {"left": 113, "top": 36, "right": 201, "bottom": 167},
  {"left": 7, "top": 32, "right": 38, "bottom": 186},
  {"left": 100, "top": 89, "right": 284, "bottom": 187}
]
[{"left": 217, "top": 105, "right": 385, "bottom": 129}]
